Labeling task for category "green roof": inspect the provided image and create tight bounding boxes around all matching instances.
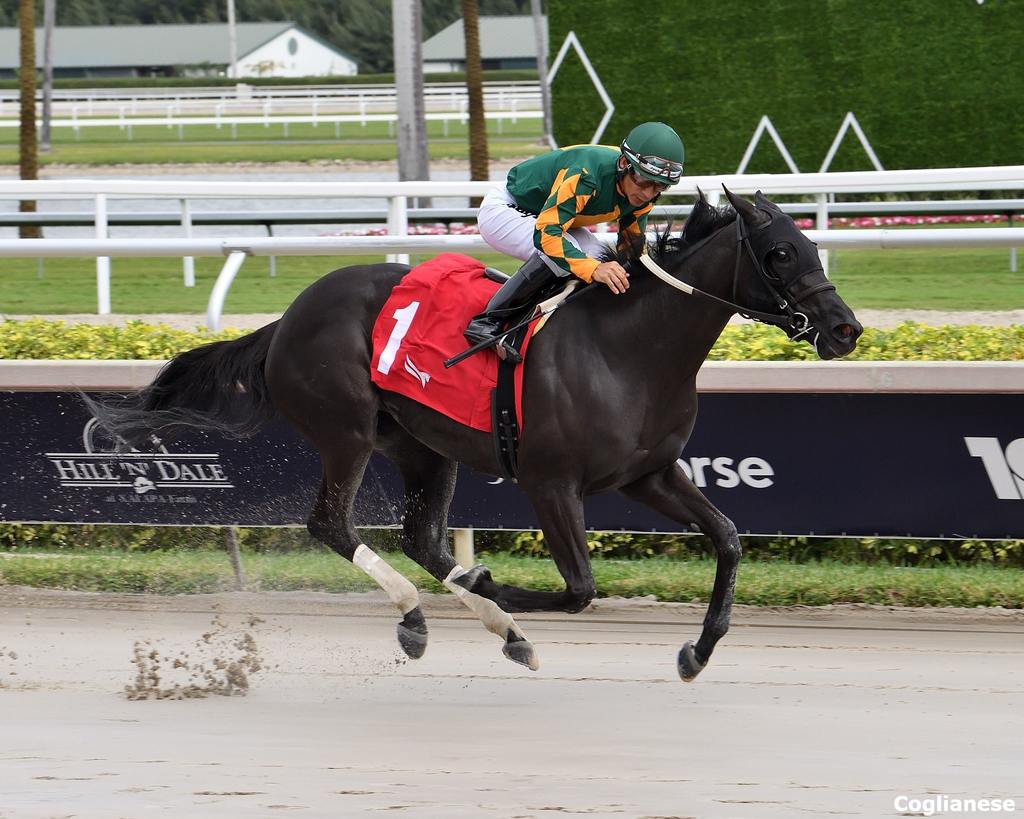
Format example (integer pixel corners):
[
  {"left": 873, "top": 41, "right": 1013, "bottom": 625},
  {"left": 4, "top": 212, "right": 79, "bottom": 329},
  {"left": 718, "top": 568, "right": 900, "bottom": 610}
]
[
  {"left": 422, "top": 15, "right": 546, "bottom": 61},
  {"left": 0, "top": 22, "right": 354, "bottom": 69}
]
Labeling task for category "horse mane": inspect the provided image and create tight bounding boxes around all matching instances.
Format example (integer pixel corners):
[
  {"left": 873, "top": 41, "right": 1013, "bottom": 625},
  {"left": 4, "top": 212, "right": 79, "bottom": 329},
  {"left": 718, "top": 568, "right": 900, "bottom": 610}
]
[{"left": 604, "top": 193, "right": 738, "bottom": 275}]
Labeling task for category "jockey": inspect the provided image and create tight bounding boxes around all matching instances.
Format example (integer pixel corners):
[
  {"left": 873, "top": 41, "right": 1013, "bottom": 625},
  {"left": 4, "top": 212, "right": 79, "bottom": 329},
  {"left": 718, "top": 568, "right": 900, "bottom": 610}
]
[{"left": 464, "top": 121, "right": 685, "bottom": 360}]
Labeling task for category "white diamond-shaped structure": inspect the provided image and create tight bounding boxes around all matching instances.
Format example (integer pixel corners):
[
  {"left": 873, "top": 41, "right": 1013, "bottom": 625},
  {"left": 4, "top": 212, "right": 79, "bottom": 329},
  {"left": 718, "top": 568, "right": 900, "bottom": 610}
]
[
  {"left": 819, "top": 112, "right": 884, "bottom": 172},
  {"left": 546, "top": 31, "right": 614, "bottom": 149},
  {"left": 736, "top": 115, "right": 800, "bottom": 174}
]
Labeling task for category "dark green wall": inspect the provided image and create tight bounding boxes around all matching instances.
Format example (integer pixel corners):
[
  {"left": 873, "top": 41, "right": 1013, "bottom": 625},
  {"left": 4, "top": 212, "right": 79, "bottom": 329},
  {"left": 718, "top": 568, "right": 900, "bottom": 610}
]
[{"left": 548, "top": 0, "right": 1023, "bottom": 173}]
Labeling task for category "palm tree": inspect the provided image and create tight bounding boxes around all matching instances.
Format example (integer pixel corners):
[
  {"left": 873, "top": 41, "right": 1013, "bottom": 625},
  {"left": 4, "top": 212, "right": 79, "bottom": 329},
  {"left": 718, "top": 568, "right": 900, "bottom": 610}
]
[
  {"left": 19, "top": 0, "right": 40, "bottom": 239},
  {"left": 462, "top": 0, "right": 488, "bottom": 202}
]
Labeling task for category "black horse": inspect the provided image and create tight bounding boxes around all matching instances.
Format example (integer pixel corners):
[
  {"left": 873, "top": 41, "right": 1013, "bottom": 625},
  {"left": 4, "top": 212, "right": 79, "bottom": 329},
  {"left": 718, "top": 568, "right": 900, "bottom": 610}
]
[{"left": 86, "top": 188, "right": 862, "bottom": 681}]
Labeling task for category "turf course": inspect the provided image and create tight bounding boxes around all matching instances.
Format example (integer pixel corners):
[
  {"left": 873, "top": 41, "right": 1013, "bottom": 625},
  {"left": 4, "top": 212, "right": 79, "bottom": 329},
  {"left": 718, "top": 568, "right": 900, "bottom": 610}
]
[{"left": 1, "top": 240, "right": 1021, "bottom": 315}]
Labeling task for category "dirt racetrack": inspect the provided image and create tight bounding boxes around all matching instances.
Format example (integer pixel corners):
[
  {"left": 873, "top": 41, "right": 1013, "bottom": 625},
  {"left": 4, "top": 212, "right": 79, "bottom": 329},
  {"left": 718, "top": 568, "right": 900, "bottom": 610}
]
[{"left": 1, "top": 588, "right": 1021, "bottom": 818}]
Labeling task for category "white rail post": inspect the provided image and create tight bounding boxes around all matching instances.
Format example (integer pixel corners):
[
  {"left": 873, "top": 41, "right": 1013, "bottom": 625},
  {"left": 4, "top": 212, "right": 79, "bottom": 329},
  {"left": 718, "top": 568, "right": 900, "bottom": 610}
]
[
  {"left": 453, "top": 528, "right": 475, "bottom": 568},
  {"left": 207, "top": 250, "right": 248, "bottom": 331},
  {"left": 816, "top": 193, "right": 830, "bottom": 277},
  {"left": 181, "top": 199, "right": 195, "bottom": 287},
  {"left": 1011, "top": 213, "right": 1018, "bottom": 273},
  {"left": 95, "top": 194, "right": 111, "bottom": 315},
  {"left": 387, "top": 195, "right": 409, "bottom": 265}
]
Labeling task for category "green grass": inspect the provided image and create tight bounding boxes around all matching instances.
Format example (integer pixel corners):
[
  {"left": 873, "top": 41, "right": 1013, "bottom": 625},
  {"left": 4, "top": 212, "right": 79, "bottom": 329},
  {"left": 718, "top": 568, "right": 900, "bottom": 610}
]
[
  {"left": 2, "top": 549, "right": 1022, "bottom": 607},
  {"left": 0, "top": 119, "right": 546, "bottom": 166},
  {"left": 828, "top": 239, "right": 1024, "bottom": 310},
  {"left": 2, "top": 243, "right": 1021, "bottom": 316},
  {"left": 0, "top": 252, "right": 525, "bottom": 315}
]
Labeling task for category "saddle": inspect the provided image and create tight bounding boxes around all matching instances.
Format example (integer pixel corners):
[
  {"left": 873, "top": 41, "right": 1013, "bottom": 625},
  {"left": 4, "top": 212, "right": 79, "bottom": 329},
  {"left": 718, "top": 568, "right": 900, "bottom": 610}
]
[
  {"left": 483, "top": 268, "right": 577, "bottom": 481},
  {"left": 369, "top": 253, "right": 549, "bottom": 480}
]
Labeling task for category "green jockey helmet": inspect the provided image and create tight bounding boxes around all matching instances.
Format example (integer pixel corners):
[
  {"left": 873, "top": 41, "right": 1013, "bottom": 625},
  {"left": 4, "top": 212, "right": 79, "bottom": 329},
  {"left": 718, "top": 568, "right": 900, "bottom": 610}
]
[{"left": 620, "top": 122, "right": 685, "bottom": 185}]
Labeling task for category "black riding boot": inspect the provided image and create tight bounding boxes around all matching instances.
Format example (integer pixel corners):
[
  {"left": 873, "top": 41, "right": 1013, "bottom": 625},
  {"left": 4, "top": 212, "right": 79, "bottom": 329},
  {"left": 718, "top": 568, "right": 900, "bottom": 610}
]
[{"left": 464, "top": 254, "right": 558, "bottom": 363}]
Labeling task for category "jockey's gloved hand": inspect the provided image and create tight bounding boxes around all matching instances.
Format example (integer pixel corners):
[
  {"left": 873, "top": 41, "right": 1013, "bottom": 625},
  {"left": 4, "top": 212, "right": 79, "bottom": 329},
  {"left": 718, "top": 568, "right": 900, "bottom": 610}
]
[{"left": 591, "top": 261, "right": 630, "bottom": 294}]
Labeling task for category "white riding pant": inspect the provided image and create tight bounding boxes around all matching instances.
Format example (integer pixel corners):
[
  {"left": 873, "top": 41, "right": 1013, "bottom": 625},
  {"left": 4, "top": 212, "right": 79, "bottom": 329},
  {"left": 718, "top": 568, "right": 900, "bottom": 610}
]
[{"left": 476, "top": 185, "right": 608, "bottom": 277}]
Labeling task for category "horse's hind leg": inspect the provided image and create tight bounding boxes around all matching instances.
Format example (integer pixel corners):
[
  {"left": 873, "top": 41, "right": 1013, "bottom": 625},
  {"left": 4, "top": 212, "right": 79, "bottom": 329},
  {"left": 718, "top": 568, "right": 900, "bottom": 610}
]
[
  {"left": 306, "top": 439, "right": 428, "bottom": 660},
  {"left": 621, "top": 462, "right": 741, "bottom": 682},
  {"left": 380, "top": 424, "right": 539, "bottom": 670}
]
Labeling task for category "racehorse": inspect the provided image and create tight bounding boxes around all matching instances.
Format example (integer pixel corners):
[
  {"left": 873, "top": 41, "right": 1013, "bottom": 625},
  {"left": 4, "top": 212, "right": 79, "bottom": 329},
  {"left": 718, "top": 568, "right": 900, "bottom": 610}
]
[{"left": 85, "top": 187, "right": 862, "bottom": 681}]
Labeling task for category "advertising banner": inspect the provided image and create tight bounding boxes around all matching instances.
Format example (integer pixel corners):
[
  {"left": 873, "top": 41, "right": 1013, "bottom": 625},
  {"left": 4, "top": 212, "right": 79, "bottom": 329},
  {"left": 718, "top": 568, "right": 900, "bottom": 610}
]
[{"left": 2, "top": 391, "right": 1021, "bottom": 538}]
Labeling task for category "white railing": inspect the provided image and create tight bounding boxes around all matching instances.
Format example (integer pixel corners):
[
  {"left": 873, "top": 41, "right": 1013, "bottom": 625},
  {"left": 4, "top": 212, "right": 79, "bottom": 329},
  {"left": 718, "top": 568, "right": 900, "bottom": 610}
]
[
  {"left": 3, "top": 165, "right": 1022, "bottom": 198},
  {"left": 2, "top": 229, "right": 1021, "bottom": 332},
  {"left": 0, "top": 166, "right": 1021, "bottom": 329},
  {"left": 0, "top": 110, "right": 541, "bottom": 141},
  {"left": 0, "top": 82, "right": 542, "bottom": 118}
]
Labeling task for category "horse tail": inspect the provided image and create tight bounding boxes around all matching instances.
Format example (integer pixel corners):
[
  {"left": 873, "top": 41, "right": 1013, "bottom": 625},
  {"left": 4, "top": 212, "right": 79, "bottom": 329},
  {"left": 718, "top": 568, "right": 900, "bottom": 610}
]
[{"left": 83, "top": 320, "right": 280, "bottom": 447}]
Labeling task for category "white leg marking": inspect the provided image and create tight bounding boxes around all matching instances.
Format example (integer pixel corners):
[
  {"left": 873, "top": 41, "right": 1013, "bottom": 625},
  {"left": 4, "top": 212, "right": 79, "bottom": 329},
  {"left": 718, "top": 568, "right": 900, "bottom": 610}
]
[
  {"left": 444, "top": 565, "right": 525, "bottom": 639},
  {"left": 353, "top": 544, "right": 419, "bottom": 615}
]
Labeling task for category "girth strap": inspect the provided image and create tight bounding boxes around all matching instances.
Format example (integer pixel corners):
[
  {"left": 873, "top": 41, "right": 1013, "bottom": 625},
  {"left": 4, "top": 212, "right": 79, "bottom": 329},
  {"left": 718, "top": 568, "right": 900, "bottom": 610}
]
[{"left": 490, "top": 321, "right": 530, "bottom": 481}]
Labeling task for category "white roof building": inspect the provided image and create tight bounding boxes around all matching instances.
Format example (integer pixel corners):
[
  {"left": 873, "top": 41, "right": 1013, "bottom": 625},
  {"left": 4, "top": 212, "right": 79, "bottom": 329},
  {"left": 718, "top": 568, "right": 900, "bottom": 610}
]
[
  {"left": 421, "top": 15, "right": 546, "bottom": 73},
  {"left": 0, "top": 22, "right": 358, "bottom": 79}
]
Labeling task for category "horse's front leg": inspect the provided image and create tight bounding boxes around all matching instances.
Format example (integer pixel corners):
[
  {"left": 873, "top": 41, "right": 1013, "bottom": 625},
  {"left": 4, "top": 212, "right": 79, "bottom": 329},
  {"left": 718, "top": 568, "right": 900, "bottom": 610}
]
[
  {"left": 458, "top": 479, "right": 596, "bottom": 615},
  {"left": 621, "top": 462, "right": 741, "bottom": 682}
]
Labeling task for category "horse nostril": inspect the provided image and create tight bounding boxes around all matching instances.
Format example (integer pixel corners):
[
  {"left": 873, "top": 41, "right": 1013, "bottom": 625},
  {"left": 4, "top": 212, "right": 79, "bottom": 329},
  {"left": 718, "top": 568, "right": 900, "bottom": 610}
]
[{"left": 836, "top": 323, "right": 855, "bottom": 339}]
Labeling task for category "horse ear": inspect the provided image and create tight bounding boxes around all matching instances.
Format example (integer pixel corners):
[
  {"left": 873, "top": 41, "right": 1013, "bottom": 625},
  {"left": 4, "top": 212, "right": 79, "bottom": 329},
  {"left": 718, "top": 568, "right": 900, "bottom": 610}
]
[
  {"left": 681, "top": 186, "right": 717, "bottom": 243},
  {"left": 753, "top": 190, "right": 783, "bottom": 214},
  {"left": 723, "top": 185, "right": 771, "bottom": 227}
]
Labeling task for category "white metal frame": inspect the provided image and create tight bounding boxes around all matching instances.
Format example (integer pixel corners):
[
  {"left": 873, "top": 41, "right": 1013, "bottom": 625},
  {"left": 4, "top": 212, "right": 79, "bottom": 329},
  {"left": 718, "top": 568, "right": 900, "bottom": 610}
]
[
  {"left": 546, "top": 31, "right": 614, "bottom": 147},
  {"left": 820, "top": 112, "right": 884, "bottom": 173},
  {"left": 737, "top": 116, "right": 801, "bottom": 174},
  {"left": 1, "top": 166, "right": 1021, "bottom": 328}
]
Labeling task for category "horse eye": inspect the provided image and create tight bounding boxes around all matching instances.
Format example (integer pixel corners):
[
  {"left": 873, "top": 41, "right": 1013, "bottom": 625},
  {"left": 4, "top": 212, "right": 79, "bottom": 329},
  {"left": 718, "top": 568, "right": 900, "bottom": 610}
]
[{"left": 771, "top": 248, "right": 790, "bottom": 263}]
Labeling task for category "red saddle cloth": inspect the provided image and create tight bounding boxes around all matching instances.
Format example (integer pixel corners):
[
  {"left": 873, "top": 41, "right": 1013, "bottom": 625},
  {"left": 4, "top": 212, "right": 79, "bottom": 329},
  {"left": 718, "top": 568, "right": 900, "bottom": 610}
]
[{"left": 369, "top": 252, "right": 534, "bottom": 433}]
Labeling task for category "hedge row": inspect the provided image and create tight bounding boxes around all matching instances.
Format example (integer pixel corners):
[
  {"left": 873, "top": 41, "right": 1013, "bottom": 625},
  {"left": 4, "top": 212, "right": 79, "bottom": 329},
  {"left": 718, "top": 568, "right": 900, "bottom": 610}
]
[
  {"left": 549, "top": 0, "right": 1024, "bottom": 173},
  {"left": 1, "top": 524, "right": 1021, "bottom": 569},
  {"left": 1, "top": 319, "right": 1021, "bottom": 361}
]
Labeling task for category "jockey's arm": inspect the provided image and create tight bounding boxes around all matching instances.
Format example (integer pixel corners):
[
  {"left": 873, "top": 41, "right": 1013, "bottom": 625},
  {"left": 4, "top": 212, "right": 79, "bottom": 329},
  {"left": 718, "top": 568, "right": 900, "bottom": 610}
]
[
  {"left": 532, "top": 168, "right": 601, "bottom": 282},
  {"left": 532, "top": 168, "right": 632, "bottom": 294}
]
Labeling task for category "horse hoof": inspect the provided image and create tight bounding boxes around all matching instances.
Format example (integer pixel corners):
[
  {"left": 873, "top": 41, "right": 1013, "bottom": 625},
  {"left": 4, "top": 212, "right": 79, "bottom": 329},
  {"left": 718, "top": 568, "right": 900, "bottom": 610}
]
[
  {"left": 502, "top": 630, "right": 540, "bottom": 671},
  {"left": 677, "top": 641, "right": 707, "bottom": 682},
  {"left": 396, "top": 606, "right": 428, "bottom": 660}
]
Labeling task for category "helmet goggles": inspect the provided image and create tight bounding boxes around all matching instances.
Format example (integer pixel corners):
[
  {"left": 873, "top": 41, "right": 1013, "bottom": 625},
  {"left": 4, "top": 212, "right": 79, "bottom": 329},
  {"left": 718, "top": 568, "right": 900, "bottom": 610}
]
[{"left": 621, "top": 143, "right": 684, "bottom": 185}]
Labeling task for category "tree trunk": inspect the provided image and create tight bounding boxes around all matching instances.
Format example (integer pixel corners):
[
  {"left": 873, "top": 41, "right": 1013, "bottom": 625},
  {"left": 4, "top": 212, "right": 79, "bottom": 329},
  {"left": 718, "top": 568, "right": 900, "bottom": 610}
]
[
  {"left": 462, "top": 0, "right": 488, "bottom": 205},
  {"left": 19, "top": 0, "right": 40, "bottom": 238}
]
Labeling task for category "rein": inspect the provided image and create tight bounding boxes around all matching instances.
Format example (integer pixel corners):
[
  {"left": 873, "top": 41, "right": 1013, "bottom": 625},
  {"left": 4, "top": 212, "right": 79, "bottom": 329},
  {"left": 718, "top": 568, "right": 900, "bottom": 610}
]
[{"left": 639, "top": 214, "right": 836, "bottom": 340}]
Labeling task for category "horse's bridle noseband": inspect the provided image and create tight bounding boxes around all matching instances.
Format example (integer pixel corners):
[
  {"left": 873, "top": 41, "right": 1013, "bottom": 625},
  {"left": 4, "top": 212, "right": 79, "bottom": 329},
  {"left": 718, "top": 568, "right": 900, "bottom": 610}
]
[
  {"left": 732, "top": 212, "right": 836, "bottom": 340},
  {"left": 639, "top": 208, "right": 835, "bottom": 340}
]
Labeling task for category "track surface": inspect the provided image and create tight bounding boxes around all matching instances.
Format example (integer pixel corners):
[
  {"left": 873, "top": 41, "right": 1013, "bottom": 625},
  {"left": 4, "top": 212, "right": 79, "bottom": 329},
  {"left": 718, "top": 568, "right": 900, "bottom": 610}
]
[{"left": 1, "top": 588, "right": 1022, "bottom": 818}]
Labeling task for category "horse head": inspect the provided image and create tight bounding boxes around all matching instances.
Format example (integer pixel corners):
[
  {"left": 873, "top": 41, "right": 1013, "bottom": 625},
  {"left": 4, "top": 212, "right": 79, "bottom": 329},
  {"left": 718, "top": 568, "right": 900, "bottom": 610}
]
[{"left": 722, "top": 186, "right": 862, "bottom": 360}]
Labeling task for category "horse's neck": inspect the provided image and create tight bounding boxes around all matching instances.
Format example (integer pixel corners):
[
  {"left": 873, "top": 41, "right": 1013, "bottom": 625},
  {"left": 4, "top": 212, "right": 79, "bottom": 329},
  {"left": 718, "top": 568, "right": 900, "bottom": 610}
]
[{"left": 638, "top": 236, "right": 740, "bottom": 372}]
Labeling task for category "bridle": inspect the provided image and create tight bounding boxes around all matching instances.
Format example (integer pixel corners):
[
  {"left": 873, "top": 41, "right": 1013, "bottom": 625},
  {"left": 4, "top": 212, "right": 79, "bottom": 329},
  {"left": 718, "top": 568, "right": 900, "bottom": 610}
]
[{"left": 639, "top": 208, "right": 836, "bottom": 341}]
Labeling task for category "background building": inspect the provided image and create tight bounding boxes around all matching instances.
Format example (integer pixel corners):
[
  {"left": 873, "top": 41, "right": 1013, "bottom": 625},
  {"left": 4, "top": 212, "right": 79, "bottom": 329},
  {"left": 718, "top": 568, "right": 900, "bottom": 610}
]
[
  {"left": 422, "top": 15, "right": 545, "bottom": 73},
  {"left": 0, "top": 22, "right": 358, "bottom": 79}
]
